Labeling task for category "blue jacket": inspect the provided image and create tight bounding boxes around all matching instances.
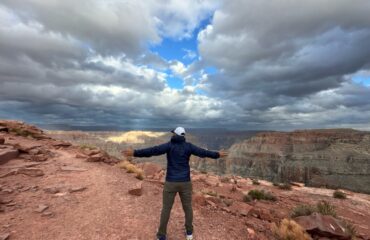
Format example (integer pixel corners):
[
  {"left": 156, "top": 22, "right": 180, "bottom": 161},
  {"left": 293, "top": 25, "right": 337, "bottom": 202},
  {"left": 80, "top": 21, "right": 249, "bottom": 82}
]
[{"left": 134, "top": 135, "right": 220, "bottom": 182}]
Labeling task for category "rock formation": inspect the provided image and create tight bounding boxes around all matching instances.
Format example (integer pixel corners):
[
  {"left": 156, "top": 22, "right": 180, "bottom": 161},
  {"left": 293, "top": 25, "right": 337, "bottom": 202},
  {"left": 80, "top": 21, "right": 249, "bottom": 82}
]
[{"left": 190, "top": 129, "right": 370, "bottom": 193}]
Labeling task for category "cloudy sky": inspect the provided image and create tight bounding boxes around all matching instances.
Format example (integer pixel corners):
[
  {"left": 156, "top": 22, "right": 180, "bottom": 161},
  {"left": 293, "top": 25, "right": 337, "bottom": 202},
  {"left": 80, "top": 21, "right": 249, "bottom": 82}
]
[{"left": 1, "top": 0, "right": 370, "bottom": 130}]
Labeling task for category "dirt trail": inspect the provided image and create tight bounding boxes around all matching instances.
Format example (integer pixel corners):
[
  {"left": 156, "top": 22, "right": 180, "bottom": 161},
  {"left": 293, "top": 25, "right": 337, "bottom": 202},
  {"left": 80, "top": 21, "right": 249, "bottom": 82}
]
[{"left": 1, "top": 148, "right": 248, "bottom": 240}]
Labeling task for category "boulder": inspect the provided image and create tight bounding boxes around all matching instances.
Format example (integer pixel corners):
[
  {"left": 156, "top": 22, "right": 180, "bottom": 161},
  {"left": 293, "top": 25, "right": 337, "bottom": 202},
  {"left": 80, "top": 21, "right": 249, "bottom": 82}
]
[
  {"left": 0, "top": 137, "right": 4, "bottom": 144},
  {"left": 128, "top": 182, "right": 143, "bottom": 196},
  {"left": 205, "top": 175, "right": 220, "bottom": 187},
  {"left": 31, "top": 154, "right": 48, "bottom": 162},
  {"left": 141, "top": 162, "right": 162, "bottom": 177},
  {"left": 294, "top": 213, "right": 351, "bottom": 240},
  {"left": 11, "top": 139, "right": 42, "bottom": 153},
  {"left": 0, "top": 147, "right": 19, "bottom": 164}
]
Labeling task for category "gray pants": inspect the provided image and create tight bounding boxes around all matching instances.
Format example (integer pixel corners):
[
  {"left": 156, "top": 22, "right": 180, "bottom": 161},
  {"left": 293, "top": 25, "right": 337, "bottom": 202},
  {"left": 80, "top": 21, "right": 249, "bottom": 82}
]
[{"left": 157, "top": 181, "right": 193, "bottom": 238}]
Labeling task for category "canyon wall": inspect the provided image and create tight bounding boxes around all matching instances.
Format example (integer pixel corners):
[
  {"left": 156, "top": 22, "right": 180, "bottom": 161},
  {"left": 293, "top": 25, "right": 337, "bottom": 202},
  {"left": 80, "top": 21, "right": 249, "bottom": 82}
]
[{"left": 190, "top": 129, "right": 370, "bottom": 193}]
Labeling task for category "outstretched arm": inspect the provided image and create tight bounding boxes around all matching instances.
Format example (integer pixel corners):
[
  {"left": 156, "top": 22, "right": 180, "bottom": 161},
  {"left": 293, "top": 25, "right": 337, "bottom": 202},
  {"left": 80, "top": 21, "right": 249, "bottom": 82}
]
[
  {"left": 122, "top": 143, "right": 170, "bottom": 158},
  {"left": 190, "top": 143, "right": 228, "bottom": 159}
]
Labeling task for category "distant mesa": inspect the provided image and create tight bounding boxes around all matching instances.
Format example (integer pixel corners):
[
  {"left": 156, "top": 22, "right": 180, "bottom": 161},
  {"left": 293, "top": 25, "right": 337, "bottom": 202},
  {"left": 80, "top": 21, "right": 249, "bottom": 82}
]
[{"left": 106, "top": 131, "right": 167, "bottom": 144}]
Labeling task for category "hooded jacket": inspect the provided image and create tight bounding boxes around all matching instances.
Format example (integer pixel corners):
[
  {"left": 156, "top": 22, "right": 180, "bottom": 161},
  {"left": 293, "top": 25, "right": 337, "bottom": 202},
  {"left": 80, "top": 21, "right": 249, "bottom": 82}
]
[{"left": 133, "top": 135, "right": 220, "bottom": 182}]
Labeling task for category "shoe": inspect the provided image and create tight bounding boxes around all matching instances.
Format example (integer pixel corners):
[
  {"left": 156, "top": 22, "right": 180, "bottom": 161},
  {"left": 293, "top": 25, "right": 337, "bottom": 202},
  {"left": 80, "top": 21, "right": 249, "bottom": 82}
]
[
  {"left": 185, "top": 230, "right": 193, "bottom": 240},
  {"left": 157, "top": 235, "right": 166, "bottom": 240}
]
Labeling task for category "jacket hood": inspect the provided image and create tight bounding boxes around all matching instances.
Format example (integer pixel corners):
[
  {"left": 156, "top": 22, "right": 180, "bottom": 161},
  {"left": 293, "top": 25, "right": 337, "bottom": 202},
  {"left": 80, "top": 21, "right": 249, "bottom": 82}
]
[{"left": 171, "top": 135, "right": 186, "bottom": 143}]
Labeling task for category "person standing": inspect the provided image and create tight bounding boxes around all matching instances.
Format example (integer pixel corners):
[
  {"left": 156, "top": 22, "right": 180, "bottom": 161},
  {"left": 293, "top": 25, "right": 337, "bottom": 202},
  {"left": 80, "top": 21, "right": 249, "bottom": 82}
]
[{"left": 122, "top": 127, "right": 228, "bottom": 240}]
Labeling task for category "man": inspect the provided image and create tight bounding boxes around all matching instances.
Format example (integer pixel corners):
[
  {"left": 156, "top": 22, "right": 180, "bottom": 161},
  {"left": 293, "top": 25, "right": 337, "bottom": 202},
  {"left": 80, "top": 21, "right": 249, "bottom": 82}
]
[{"left": 122, "top": 127, "right": 228, "bottom": 240}]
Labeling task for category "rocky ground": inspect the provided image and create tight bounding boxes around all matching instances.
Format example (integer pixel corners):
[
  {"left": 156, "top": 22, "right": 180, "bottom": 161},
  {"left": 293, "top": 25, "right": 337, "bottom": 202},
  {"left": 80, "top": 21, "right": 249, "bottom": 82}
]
[{"left": 1, "top": 120, "right": 370, "bottom": 240}]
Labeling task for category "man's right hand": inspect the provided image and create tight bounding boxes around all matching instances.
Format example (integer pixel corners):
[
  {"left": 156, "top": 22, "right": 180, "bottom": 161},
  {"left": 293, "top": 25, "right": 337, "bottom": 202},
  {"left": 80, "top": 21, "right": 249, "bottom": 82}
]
[
  {"left": 122, "top": 148, "right": 134, "bottom": 157},
  {"left": 219, "top": 150, "right": 229, "bottom": 158}
]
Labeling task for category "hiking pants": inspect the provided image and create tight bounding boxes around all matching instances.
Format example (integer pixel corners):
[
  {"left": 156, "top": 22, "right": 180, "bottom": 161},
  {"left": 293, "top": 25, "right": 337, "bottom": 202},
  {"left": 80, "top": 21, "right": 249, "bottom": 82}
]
[{"left": 157, "top": 181, "right": 193, "bottom": 237}]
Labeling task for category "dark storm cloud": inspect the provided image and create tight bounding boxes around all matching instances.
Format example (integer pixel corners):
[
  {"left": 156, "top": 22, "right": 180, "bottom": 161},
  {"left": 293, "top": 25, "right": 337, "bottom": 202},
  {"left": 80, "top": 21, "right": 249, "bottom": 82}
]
[{"left": 195, "top": 0, "right": 370, "bottom": 129}]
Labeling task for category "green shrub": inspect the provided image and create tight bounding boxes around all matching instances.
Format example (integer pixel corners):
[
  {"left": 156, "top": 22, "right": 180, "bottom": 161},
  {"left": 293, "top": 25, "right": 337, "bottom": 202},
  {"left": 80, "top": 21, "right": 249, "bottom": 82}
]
[
  {"left": 252, "top": 179, "right": 260, "bottom": 185},
  {"left": 333, "top": 190, "right": 347, "bottom": 199},
  {"left": 291, "top": 204, "right": 316, "bottom": 218},
  {"left": 248, "top": 189, "right": 277, "bottom": 201},
  {"left": 316, "top": 201, "right": 337, "bottom": 217}
]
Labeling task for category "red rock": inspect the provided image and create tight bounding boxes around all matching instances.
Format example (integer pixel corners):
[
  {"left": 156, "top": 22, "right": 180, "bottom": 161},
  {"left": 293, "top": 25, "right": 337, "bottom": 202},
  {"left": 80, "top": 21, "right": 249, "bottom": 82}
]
[
  {"left": 141, "top": 162, "right": 162, "bottom": 177},
  {"left": 290, "top": 181, "right": 305, "bottom": 187},
  {"left": 12, "top": 139, "right": 42, "bottom": 153},
  {"left": 206, "top": 199, "right": 217, "bottom": 209},
  {"left": 51, "top": 140, "right": 71, "bottom": 147},
  {"left": 0, "top": 126, "right": 9, "bottom": 132},
  {"left": 205, "top": 175, "right": 220, "bottom": 187},
  {"left": 75, "top": 153, "right": 87, "bottom": 159},
  {"left": 18, "top": 168, "right": 44, "bottom": 177},
  {"left": 68, "top": 186, "right": 87, "bottom": 193},
  {"left": 294, "top": 213, "right": 351, "bottom": 240},
  {"left": 0, "top": 147, "right": 19, "bottom": 164},
  {"left": 83, "top": 149, "right": 101, "bottom": 156},
  {"left": 0, "top": 137, "right": 4, "bottom": 144},
  {"left": 229, "top": 201, "right": 253, "bottom": 217},
  {"left": 193, "top": 193, "right": 207, "bottom": 207},
  {"left": 128, "top": 182, "right": 143, "bottom": 196},
  {"left": 60, "top": 166, "right": 87, "bottom": 172},
  {"left": 86, "top": 153, "right": 103, "bottom": 162},
  {"left": 247, "top": 208, "right": 273, "bottom": 222},
  {"left": 35, "top": 204, "right": 49, "bottom": 213},
  {"left": 31, "top": 154, "right": 48, "bottom": 162},
  {"left": 44, "top": 186, "right": 61, "bottom": 194},
  {"left": 0, "top": 233, "right": 10, "bottom": 240}
]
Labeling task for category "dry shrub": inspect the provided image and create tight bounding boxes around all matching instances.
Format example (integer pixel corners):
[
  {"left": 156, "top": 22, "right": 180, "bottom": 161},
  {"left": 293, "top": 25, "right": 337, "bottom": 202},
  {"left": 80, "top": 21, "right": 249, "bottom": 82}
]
[
  {"left": 272, "top": 218, "right": 312, "bottom": 240},
  {"left": 252, "top": 179, "right": 260, "bottom": 185},
  {"left": 118, "top": 160, "right": 144, "bottom": 180},
  {"left": 316, "top": 200, "right": 337, "bottom": 217},
  {"left": 291, "top": 204, "right": 316, "bottom": 218},
  {"left": 291, "top": 201, "right": 337, "bottom": 218},
  {"left": 202, "top": 189, "right": 218, "bottom": 197},
  {"left": 248, "top": 189, "right": 277, "bottom": 201},
  {"left": 333, "top": 190, "right": 347, "bottom": 199},
  {"left": 278, "top": 183, "right": 292, "bottom": 190}
]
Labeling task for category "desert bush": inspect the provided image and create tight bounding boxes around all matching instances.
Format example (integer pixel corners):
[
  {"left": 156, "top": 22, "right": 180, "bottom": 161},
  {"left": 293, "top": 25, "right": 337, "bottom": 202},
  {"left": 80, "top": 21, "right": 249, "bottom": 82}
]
[
  {"left": 343, "top": 221, "right": 357, "bottom": 240},
  {"left": 291, "top": 204, "right": 316, "bottom": 218},
  {"left": 290, "top": 201, "right": 337, "bottom": 218},
  {"left": 202, "top": 189, "right": 218, "bottom": 197},
  {"left": 278, "top": 183, "right": 292, "bottom": 190},
  {"left": 333, "top": 190, "right": 347, "bottom": 199},
  {"left": 252, "top": 179, "right": 260, "bottom": 185},
  {"left": 118, "top": 160, "right": 144, "bottom": 180},
  {"left": 248, "top": 189, "right": 277, "bottom": 201},
  {"left": 316, "top": 201, "right": 337, "bottom": 217},
  {"left": 273, "top": 182, "right": 280, "bottom": 186},
  {"left": 272, "top": 218, "right": 312, "bottom": 240},
  {"left": 10, "top": 128, "right": 36, "bottom": 138},
  {"left": 242, "top": 193, "right": 253, "bottom": 203}
]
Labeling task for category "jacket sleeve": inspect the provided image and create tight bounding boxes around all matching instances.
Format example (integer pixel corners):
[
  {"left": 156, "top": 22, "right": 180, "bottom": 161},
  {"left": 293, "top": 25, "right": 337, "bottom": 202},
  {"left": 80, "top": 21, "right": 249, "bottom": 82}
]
[
  {"left": 190, "top": 143, "right": 220, "bottom": 159},
  {"left": 133, "top": 143, "right": 170, "bottom": 158}
]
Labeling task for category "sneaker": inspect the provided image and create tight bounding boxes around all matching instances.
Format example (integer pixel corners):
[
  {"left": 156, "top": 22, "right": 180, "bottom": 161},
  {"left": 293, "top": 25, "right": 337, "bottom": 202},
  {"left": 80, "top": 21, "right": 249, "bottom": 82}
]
[
  {"left": 185, "top": 230, "right": 193, "bottom": 240},
  {"left": 157, "top": 235, "right": 166, "bottom": 240}
]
